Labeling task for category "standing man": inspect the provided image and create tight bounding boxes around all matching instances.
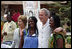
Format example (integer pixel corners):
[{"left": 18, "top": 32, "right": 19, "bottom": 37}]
[
  {"left": 37, "top": 8, "right": 52, "bottom": 48},
  {"left": 2, "top": 11, "right": 17, "bottom": 42}
]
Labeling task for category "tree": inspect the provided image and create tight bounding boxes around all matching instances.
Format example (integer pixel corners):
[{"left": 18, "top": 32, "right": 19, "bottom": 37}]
[{"left": 48, "top": 1, "right": 71, "bottom": 27}]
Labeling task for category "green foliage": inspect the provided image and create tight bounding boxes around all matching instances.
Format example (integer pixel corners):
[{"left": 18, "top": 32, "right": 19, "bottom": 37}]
[
  {"left": 66, "top": 36, "right": 71, "bottom": 44},
  {"left": 48, "top": 1, "right": 71, "bottom": 27}
]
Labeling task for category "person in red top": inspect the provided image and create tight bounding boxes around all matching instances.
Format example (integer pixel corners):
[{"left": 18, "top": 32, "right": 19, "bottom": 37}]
[{"left": 12, "top": 10, "right": 20, "bottom": 22}]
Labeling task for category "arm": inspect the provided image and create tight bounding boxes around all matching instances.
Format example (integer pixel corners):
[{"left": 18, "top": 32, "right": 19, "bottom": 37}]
[
  {"left": 19, "top": 30, "right": 24, "bottom": 48},
  {"left": 57, "top": 38, "right": 63, "bottom": 48},
  {"left": 12, "top": 22, "right": 17, "bottom": 29},
  {"left": 54, "top": 27, "right": 66, "bottom": 36},
  {"left": 2, "top": 23, "right": 6, "bottom": 35},
  {"left": 2, "top": 23, "right": 7, "bottom": 37},
  {"left": 54, "top": 27, "right": 63, "bottom": 33}
]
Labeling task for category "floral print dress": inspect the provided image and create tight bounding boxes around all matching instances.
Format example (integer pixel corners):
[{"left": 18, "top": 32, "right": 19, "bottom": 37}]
[{"left": 48, "top": 32, "right": 65, "bottom": 48}]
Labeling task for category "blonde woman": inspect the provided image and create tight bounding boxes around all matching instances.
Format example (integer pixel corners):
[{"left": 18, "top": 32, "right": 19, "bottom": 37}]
[{"left": 12, "top": 15, "right": 27, "bottom": 48}]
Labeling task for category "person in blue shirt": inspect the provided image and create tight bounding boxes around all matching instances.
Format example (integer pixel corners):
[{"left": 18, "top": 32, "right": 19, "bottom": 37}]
[{"left": 21, "top": 16, "right": 38, "bottom": 48}]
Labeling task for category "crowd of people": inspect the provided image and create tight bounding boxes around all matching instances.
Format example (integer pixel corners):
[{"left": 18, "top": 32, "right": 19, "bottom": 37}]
[{"left": 1, "top": 8, "right": 67, "bottom": 48}]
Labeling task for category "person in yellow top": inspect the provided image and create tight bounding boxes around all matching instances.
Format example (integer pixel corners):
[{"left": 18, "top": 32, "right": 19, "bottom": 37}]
[{"left": 2, "top": 12, "right": 17, "bottom": 42}]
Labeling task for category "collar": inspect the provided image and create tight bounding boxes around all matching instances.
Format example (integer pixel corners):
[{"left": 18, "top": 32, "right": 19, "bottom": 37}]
[
  {"left": 42, "top": 18, "right": 50, "bottom": 28},
  {"left": 27, "top": 30, "right": 37, "bottom": 37},
  {"left": 7, "top": 21, "right": 13, "bottom": 23}
]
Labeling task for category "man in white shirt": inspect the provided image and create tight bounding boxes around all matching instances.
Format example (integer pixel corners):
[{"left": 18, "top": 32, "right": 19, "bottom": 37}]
[
  {"left": 37, "top": 8, "right": 52, "bottom": 48},
  {"left": 2, "top": 12, "right": 17, "bottom": 42}
]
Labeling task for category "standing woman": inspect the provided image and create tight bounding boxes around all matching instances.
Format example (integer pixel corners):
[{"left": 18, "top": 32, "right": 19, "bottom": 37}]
[
  {"left": 22, "top": 16, "right": 38, "bottom": 48},
  {"left": 49, "top": 15, "right": 66, "bottom": 48},
  {"left": 12, "top": 15, "right": 27, "bottom": 48}
]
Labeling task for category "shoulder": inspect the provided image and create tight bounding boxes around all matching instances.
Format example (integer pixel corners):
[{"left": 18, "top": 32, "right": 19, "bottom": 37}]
[
  {"left": 4, "top": 22, "right": 8, "bottom": 25},
  {"left": 56, "top": 34, "right": 63, "bottom": 39},
  {"left": 3, "top": 22, "right": 8, "bottom": 27},
  {"left": 14, "top": 28, "right": 19, "bottom": 33},
  {"left": 11, "top": 21, "right": 16, "bottom": 24},
  {"left": 15, "top": 28, "right": 19, "bottom": 30},
  {"left": 13, "top": 28, "right": 19, "bottom": 36},
  {"left": 23, "top": 29, "right": 28, "bottom": 36},
  {"left": 37, "top": 19, "right": 42, "bottom": 25},
  {"left": 23, "top": 29, "right": 28, "bottom": 33}
]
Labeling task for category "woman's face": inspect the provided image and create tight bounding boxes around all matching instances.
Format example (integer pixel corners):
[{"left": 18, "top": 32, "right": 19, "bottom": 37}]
[
  {"left": 18, "top": 19, "right": 24, "bottom": 28},
  {"left": 28, "top": 18, "right": 35, "bottom": 28},
  {"left": 49, "top": 17, "right": 55, "bottom": 28}
]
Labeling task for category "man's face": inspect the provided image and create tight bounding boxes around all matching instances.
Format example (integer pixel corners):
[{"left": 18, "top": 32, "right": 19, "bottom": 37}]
[
  {"left": 39, "top": 10, "right": 47, "bottom": 24},
  {"left": 7, "top": 15, "right": 12, "bottom": 22}
]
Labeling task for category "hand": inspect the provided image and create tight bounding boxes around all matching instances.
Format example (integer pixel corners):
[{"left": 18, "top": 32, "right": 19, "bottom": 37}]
[
  {"left": 54, "top": 27, "right": 63, "bottom": 33},
  {"left": 54, "top": 27, "right": 66, "bottom": 36},
  {"left": 22, "top": 29, "right": 24, "bottom": 33},
  {"left": 20, "top": 29, "right": 24, "bottom": 36},
  {"left": 3, "top": 32, "right": 7, "bottom": 36}
]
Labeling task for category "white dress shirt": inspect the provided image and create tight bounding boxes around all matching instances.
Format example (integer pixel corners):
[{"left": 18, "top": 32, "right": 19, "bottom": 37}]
[{"left": 37, "top": 18, "right": 52, "bottom": 48}]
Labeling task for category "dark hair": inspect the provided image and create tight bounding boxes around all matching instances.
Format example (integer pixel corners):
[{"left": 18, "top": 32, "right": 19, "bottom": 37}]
[
  {"left": 51, "top": 11, "right": 56, "bottom": 16},
  {"left": 7, "top": 11, "right": 12, "bottom": 20},
  {"left": 28, "top": 16, "right": 38, "bottom": 36},
  {"left": 52, "top": 15, "right": 60, "bottom": 28},
  {"left": 67, "top": 21, "right": 71, "bottom": 26}
]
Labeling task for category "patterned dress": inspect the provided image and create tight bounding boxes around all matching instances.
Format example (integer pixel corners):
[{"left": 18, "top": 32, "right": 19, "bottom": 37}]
[{"left": 48, "top": 32, "right": 65, "bottom": 48}]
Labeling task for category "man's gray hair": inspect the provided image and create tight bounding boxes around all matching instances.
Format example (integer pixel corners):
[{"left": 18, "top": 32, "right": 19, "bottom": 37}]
[{"left": 40, "top": 8, "right": 50, "bottom": 17}]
